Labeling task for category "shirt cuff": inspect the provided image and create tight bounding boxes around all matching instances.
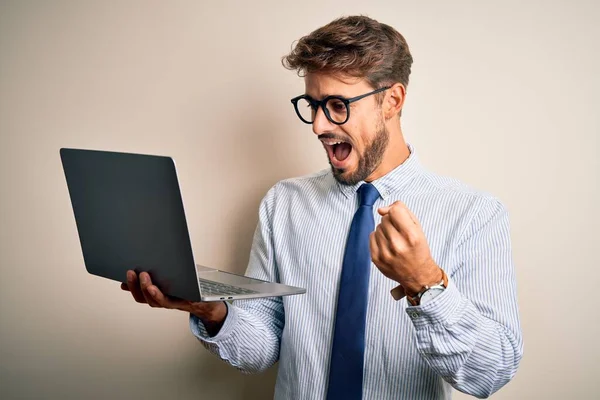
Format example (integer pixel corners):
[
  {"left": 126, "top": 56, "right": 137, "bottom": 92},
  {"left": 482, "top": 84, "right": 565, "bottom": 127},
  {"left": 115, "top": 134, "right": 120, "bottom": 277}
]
[
  {"left": 404, "top": 278, "right": 463, "bottom": 329},
  {"left": 189, "top": 302, "right": 239, "bottom": 342}
]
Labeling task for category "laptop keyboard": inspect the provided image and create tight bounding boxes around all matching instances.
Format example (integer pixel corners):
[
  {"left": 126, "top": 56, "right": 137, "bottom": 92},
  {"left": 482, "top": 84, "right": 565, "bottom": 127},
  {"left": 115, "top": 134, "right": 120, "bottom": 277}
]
[{"left": 199, "top": 278, "right": 259, "bottom": 296}]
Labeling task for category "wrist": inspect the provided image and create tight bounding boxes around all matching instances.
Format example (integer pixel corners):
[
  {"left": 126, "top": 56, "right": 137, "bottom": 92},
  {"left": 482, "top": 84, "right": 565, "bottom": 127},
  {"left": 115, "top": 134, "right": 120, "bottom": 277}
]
[
  {"left": 401, "top": 263, "right": 443, "bottom": 296},
  {"left": 192, "top": 302, "right": 228, "bottom": 337},
  {"left": 407, "top": 268, "right": 448, "bottom": 306},
  {"left": 191, "top": 301, "right": 227, "bottom": 324},
  {"left": 390, "top": 264, "right": 447, "bottom": 304}
]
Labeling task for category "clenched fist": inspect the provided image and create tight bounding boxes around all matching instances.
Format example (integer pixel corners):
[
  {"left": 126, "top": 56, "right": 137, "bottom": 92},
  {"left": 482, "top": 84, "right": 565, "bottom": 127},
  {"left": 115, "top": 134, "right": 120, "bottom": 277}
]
[{"left": 369, "top": 201, "right": 442, "bottom": 295}]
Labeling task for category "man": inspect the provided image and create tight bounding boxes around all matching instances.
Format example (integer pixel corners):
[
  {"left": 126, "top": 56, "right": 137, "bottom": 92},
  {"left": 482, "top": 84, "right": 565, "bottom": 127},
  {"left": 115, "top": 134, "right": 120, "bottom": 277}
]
[{"left": 123, "top": 16, "right": 523, "bottom": 399}]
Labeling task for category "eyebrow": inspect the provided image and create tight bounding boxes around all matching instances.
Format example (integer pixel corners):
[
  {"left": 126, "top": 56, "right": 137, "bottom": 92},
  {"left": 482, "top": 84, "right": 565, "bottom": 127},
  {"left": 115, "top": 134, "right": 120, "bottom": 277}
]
[{"left": 305, "top": 93, "right": 347, "bottom": 100}]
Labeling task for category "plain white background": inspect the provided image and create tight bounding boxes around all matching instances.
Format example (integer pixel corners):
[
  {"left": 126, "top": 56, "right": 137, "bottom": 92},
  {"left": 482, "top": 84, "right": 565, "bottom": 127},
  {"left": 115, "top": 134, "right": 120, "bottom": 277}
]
[{"left": 1, "top": 1, "right": 598, "bottom": 398}]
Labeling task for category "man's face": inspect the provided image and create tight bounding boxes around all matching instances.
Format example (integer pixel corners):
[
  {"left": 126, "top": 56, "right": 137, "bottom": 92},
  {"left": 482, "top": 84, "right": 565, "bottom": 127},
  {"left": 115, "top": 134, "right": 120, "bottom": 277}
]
[{"left": 304, "top": 73, "right": 389, "bottom": 186}]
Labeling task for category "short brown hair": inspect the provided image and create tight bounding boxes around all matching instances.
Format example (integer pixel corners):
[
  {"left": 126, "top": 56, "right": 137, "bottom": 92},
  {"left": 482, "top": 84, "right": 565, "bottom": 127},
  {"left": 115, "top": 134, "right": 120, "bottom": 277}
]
[{"left": 282, "top": 16, "right": 413, "bottom": 90}]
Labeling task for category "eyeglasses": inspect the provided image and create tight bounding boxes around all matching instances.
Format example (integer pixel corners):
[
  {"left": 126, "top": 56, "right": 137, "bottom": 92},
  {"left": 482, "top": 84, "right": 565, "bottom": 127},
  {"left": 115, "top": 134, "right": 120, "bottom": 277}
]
[{"left": 290, "top": 86, "right": 391, "bottom": 125}]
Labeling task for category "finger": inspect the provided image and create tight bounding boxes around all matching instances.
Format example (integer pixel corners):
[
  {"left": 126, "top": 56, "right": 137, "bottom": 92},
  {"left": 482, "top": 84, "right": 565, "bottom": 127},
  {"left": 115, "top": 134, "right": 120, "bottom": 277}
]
[
  {"left": 404, "top": 207, "right": 421, "bottom": 227},
  {"left": 387, "top": 201, "right": 419, "bottom": 227},
  {"left": 126, "top": 270, "right": 147, "bottom": 303},
  {"left": 378, "top": 207, "right": 390, "bottom": 216},
  {"left": 369, "top": 232, "right": 380, "bottom": 263},
  {"left": 142, "top": 290, "right": 161, "bottom": 308},
  {"left": 146, "top": 286, "right": 191, "bottom": 311},
  {"left": 387, "top": 203, "right": 416, "bottom": 233},
  {"left": 388, "top": 205, "right": 426, "bottom": 247},
  {"left": 144, "top": 285, "right": 166, "bottom": 307},
  {"left": 379, "top": 214, "right": 410, "bottom": 252},
  {"left": 139, "top": 272, "right": 161, "bottom": 307},
  {"left": 379, "top": 215, "right": 402, "bottom": 244},
  {"left": 138, "top": 272, "right": 191, "bottom": 310},
  {"left": 374, "top": 228, "right": 394, "bottom": 264},
  {"left": 120, "top": 283, "right": 129, "bottom": 291}
]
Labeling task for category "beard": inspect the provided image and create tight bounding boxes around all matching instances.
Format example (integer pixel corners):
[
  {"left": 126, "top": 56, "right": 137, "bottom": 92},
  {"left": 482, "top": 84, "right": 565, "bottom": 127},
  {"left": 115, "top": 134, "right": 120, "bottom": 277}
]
[{"left": 330, "top": 120, "right": 389, "bottom": 186}]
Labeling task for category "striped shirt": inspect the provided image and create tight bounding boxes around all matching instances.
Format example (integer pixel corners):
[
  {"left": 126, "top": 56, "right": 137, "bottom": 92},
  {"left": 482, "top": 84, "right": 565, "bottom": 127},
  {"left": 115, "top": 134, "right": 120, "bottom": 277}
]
[{"left": 190, "top": 144, "right": 523, "bottom": 399}]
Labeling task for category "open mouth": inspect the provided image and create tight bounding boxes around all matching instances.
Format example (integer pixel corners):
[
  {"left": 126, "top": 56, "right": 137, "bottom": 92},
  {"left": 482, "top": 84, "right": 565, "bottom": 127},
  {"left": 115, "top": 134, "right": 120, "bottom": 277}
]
[{"left": 321, "top": 138, "right": 353, "bottom": 167}]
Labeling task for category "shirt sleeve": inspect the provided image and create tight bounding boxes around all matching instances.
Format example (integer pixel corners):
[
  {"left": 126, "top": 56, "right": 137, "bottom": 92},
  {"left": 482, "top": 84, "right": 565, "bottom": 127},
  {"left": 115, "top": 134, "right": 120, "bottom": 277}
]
[
  {"left": 189, "top": 185, "right": 284, "bottom": 374},
  {"left": 406, "top": 198, "right": 523, "bottom": 398}
]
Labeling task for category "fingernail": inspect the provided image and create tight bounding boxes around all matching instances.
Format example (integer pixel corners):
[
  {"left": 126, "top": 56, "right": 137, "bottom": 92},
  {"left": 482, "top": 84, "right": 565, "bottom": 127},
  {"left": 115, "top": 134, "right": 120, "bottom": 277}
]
[{"left": 148, "top": 288, "right": 156, "bottom": 296}]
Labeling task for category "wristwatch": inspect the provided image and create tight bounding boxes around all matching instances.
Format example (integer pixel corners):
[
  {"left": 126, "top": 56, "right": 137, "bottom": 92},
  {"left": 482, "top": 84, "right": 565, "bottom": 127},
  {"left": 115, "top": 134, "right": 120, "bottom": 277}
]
[{"left": 390, "top": 269, "right": 448, "bottom": 306}]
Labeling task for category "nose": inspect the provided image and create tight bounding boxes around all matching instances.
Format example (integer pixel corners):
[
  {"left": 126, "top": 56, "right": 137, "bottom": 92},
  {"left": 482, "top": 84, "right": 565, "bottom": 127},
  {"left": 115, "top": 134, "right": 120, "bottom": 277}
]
[{"left": 312, "top": 105, "right": 336, "bottom": 136}]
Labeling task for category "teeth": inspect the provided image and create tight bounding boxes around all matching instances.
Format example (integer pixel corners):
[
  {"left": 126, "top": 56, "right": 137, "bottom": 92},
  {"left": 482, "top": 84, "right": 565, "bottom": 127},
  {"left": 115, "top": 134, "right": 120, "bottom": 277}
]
[{"left": 322, "top": 140, "right": 343, "bottom": 145}]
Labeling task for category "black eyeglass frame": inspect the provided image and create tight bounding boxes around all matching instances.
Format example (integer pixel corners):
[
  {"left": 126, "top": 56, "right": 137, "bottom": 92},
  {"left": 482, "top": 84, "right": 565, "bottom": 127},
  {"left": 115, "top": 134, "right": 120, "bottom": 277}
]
[{"left": 290, "top": 86, "right": 391, "bottom": 125}]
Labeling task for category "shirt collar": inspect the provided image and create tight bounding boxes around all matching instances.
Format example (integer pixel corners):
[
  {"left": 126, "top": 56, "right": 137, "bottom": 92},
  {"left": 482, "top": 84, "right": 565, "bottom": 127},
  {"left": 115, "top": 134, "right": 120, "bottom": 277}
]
[{"left": 336, "top": 143, "right": 422, "bottom": 201}]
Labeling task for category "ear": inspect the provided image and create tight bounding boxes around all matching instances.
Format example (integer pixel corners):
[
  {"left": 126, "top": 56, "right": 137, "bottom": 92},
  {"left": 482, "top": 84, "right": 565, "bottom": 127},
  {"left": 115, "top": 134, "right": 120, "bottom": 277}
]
[{"left": 382, "top": 83, "right": 406, "bottom": 119}]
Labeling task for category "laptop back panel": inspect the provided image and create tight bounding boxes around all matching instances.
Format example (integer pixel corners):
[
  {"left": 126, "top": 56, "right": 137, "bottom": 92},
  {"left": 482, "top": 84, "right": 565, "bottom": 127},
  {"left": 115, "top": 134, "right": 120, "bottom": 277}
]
[{"left": 60, "top": 148, "right": 202, "bottom": 302}]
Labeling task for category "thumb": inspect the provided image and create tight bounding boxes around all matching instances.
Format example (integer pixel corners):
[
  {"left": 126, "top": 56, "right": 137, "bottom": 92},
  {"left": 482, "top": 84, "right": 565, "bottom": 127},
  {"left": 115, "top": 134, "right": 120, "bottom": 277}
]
[
  {"left": 378, "top": 206, "right": 391, "bottom": 216},
  {"left": 378, "top": 201, "right": 401, "bottom": 216}
]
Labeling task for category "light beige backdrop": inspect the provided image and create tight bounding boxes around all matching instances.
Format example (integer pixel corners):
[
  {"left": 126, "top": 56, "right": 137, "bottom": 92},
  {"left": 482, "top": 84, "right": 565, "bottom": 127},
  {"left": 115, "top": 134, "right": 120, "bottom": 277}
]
[{"left": 1, "top": 1, "right": 598, "bottom": 399}]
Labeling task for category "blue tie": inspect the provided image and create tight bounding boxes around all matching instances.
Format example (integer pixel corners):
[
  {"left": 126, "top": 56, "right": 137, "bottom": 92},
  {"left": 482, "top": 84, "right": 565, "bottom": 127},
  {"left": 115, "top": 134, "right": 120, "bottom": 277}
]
[{"left": 327, "top": 183, "right": 380, "bottom": 400}]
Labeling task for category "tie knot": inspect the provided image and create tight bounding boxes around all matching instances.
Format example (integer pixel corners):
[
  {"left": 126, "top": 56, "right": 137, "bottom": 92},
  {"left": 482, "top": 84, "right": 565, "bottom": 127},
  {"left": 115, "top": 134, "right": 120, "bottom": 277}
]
[{"left": 358, "top": 183, "right": 379, "bottom": 207}]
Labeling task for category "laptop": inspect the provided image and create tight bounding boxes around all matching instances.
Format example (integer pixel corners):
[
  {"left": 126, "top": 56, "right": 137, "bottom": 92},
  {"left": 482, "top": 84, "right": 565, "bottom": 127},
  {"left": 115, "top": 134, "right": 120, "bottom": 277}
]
[{"left": 59, "top": 148, "right": 306, "bottom": 302}]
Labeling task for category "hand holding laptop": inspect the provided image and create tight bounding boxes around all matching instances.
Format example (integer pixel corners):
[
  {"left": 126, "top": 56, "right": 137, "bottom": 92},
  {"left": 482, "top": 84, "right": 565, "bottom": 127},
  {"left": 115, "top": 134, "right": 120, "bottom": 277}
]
[{"left": 121, "top": 270, "right": 227, "bottom": 336}]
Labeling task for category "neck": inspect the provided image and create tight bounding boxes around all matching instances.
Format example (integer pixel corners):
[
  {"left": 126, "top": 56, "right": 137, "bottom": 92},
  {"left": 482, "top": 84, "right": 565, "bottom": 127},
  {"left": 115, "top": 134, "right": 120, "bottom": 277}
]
[{"left": 365, "top": 121, "right": 409, "bottom": 182}]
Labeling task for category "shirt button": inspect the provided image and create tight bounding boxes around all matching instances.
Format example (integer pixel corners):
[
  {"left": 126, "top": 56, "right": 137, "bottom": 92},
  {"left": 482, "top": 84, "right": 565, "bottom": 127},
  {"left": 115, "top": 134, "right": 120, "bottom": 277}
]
[{"left": 408, "top": 310, "right": 420, "bottom": 319}]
